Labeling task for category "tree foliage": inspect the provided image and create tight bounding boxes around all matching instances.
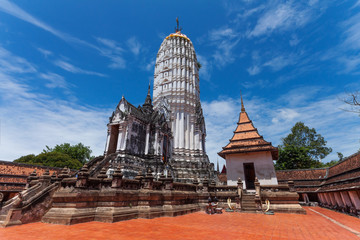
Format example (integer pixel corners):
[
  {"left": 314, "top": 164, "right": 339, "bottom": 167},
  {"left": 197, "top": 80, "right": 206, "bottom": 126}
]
[
  {"left": 276, "top": 122, "right": 332, "bottom": 170},
  {"left": 275, "top": 146, "right": 322, "bottom": 170},
  {"left": 43, "top": 143, "right": 92, "bottom": 164},
  {"left": 14, "top": 152, "right": 83, "bottom": 169},
  {"left": 13, "top": 142, "right": 91, "bottom": 169},
  {"left": 280, "top": 122, "right": 332, "bottom": 161}
]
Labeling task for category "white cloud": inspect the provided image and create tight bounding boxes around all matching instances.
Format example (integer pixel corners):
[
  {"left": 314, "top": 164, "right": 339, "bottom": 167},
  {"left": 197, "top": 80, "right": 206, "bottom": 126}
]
[
  {"left": 108, "top": 56, "right": 126, "bottom": 69},
  {"left": 334, "top": 13, "right": 360, "bottom": 74},
  {"left": 338, "top": 55, "right": 360, "bottom": 74},
  {"left": 0, "top": 0, "right": 98, "bottom": 50},
  {"left": 0, "top": 78, "right": 109, "bottom": 160},
  {"left": 54, "top": 59, "right": 107, "bottom": 77},
  {"left": 205, "top": 26, "right": 241, "bottom": 68},
  {"left": 248, "top": 2, "right": 312, "bottom": 38},
  {"left": 212, "top": 37, "right": 240, "bottom": 67},
  {"left": 277, "top": 86, "right": 323, "bottom": 106},
  {"left": 289, "top": 34, "right": 300, "bottom": 46},
  {"left": 96, "top": 37, "right": 126, "bottom": 69},
  {"left": 0, "top": 0, "right": 129, "bottom": 71},
  {"left": 145, "top": 59, "right": 155, "bottom": 72},
  {"left": 0, "top": 46, "right": 36, "bottom": 74},
  {"left": 241, "top": 79, "right": 269, "bottom": 89},
  {"left": 0, "top": 47, "right": 109, "bottom": 161},
  {"left": 209, "top": 28, "right": 237, "bottom": 41},
  {"left": 39, "top": 72, "right": 68, "bottom": 89},
  {"left": 197, "top": 55, "right": 211, "bottom": 81},
  {"left": 352, "top": 0, "right": 360, "bottom": 9},
  {"left": 342, "top": 13, "right": 360, "bottom": 50},
  {"left": 127, "top": 37, "right": 141, "bottom": 56},
  {"left": 203, "top": 89, "right": 360, "bottom": 167},
  {"left": 235, "top": 5, "right": 265, "bottom": 20},
  {"left": 247, "top": 65, "right": 261, "bottom": 75},
  {"left": 96, "top": 37, "right": 124, "bottom": 53},
  {"left": 263, "top": 55, "right": 297, "bottom": 71},
  {"left": 37, "top": 48, "right": 52, "bottom": 58}
]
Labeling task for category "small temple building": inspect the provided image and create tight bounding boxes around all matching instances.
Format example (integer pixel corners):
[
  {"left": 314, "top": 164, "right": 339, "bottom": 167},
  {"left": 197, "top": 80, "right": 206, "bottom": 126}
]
[
  {"left": 218, "top": 95, "right": 278, "bottom": 188},
  {"left": 104, "top": 86, "right": 173, "bottom": 179}
]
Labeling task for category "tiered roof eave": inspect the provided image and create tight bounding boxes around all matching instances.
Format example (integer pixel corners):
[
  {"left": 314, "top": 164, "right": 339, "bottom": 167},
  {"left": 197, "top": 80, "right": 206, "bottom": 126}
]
[{"left": 218, "top": 109, "right": 278, "bottom": 160}]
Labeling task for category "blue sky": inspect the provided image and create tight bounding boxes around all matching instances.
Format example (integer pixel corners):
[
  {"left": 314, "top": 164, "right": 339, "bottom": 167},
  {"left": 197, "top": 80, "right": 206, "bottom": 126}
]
[{"left": 1, "top": 0, "right": 360, "bottom": 167}]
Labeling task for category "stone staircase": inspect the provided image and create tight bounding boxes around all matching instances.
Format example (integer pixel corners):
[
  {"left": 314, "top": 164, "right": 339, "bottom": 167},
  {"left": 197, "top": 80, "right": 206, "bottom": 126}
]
[{"left": 242, "top": 193, "right": 257, "bottom": 212}]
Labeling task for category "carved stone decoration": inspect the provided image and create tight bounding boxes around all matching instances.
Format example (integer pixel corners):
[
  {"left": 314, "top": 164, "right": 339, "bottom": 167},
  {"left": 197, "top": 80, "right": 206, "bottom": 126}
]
[{"left": 158, "top": 97, "right": 171, "bottom": 122}]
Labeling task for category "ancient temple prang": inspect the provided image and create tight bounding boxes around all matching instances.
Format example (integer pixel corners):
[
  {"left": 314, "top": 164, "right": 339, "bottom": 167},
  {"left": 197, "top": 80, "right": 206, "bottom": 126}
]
[
  {"left": 152, "top": 24, "right": 214, "bottom": 182},
  {"left": 218, "top": 95, "right": 278, "bottom": 188}
]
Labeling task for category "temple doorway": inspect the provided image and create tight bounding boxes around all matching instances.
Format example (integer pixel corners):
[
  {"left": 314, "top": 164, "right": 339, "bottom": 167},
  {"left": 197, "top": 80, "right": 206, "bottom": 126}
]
[
  {"left": 244, "top": 163, "right": 255, "bottom": 189},
  {"left": 108, "top": 125, "right": 119, "bottom": 154}
]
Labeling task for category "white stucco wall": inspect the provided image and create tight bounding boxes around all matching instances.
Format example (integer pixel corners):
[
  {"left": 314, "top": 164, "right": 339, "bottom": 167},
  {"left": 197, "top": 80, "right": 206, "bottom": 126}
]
[{"left": 226, "top": 151, "right": 278, "bottom": 188}]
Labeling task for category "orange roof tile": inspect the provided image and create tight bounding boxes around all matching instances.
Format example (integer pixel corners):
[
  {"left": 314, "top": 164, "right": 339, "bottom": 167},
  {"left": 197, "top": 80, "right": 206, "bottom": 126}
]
[{"left": 218, "top": 98, "right": 278, "bottom": 159}]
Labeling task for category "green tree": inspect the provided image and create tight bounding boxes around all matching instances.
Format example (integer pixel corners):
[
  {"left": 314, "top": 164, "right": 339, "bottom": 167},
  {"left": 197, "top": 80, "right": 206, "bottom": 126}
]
[
  {"left": 14, "top": 142, "right": 91, "bottom": 169},
  {"left": 322, "top": 160, "right": 338, "bottom": 168},
  {"left": 13, "top": 154, "right": 36, "bottom": 164},
  {"left": 281, "top": 122, "right": 332, "bottom": 161},
  {"left": 276, "top": 122, "right": 332, "bottom": 170},
  {"left": 43, "top": 143, "right": 92, "bottom": 164},
  {"left": 14, "top": 152, "right": 82, "bottom": 169},
  {"left": 275, "top": 146, "right": 322, "bottom": 170},
  {"left": 337, "top": 152, "right": 344, "bottom": 161}
]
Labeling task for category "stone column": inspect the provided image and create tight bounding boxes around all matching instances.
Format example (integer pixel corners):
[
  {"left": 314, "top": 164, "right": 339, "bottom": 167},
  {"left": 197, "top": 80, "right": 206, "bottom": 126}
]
[
  {"left": 179, "top": 112, "right": 184, "bottom": 148},
  {"left": 154, "top": 131, "right": 158, "bottom": 154},
  {"left": 185, "top": 113, "right": 190, "bottom": 150},
  {"left": 116, "top": 125, "right": 123, "bottom": 152},
  {"left": 144, "top": 124, "right": 150, "bottom": 154},
  {"left": 174, "top": 112, "right": 179, "bottom": 148},
  {"left": 104, "top": 128, "right": 111, "bottom": 154},
  {"left": 190, "top": 123, "right": 194, "bottom": 150},
  {"left": 199, "top": 134, "right": 203, "bottom": 151},
  {"left": 121, "top": 125, "right": 129, "bottom": 150},
  {"left": 237, "top": 178, "right": 243, "bottom": 211}
]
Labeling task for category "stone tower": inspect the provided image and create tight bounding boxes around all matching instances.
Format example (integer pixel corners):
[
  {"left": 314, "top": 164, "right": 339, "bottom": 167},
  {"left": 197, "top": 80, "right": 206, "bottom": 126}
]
[{"left": 152, "top": 23, "right": 214, "bottom": 182}]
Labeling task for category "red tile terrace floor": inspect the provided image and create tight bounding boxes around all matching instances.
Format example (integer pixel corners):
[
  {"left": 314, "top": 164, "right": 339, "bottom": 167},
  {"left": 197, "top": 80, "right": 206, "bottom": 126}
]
[{"left": 1, "top": 207, "right": 360, "bottom": 240}]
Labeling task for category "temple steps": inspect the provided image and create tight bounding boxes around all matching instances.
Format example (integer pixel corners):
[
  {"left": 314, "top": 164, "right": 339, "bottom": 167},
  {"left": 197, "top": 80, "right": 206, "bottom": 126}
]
[{"left": 242, "top": 193, "right": 257, "bottom": 212}]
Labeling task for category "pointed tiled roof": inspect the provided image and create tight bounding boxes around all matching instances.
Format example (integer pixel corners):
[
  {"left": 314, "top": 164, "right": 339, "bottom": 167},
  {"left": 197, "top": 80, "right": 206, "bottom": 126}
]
[
  {"left": 221, "top": 165, "right": 227, "bottom": 174},
  {"left": 218, "top": 96, "right": 278, "bottom": 160}
]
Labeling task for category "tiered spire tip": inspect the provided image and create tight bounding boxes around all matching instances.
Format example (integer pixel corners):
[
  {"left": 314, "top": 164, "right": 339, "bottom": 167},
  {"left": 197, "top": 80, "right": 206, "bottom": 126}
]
[
  {"left": 241, "top": 90, "right": 245, "bottom": 113},
  {"left": 175, "top": 17, "right": 182, "bottom": 33}
]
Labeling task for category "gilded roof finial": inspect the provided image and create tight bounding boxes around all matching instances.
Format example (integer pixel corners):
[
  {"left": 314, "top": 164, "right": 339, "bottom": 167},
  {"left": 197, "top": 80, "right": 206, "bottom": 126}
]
[
  {"left": 241, "top": 90, "right": 245, "bottom": 112},
  {"left": 175, "top": 17, "right": 182, "bottom": 33}
]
